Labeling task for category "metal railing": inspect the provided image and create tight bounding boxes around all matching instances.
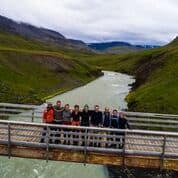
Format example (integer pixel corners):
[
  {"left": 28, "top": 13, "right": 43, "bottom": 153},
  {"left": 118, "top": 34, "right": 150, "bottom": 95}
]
[
  {"left": 1, "top": 103, "right": 178, "bottom": 131},
  {"left": 0, "top": 120, "right": 178, "bottom": 165}
]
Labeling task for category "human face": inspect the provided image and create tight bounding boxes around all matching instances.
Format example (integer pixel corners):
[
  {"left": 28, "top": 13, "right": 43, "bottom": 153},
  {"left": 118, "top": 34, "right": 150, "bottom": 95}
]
[
  {"left": 113, "top": 111, "right": 118, "bottom": 116},
  {"left": 105, "top": 107, "right": 110, "bottom": 113},
  {"left": 65, "top": 105, "right": 70, "bottom": 111},
  {"left": 95, "top": 106, "right": 99, "bottom": 112},
  {"left": 120, "top": 112, "right": 125, "bottom": 119},
  {"left": 47, "top": 104, "right": 53, "bottom": 109},
  {"left": 74, "top": 106, "right": 79, "bottom": 112},
  {"left": 56, "top": 101, "right": 61, "bottom": 107},
  {"left": 84, "top": 106, "right": 89, "bottom": 111}
]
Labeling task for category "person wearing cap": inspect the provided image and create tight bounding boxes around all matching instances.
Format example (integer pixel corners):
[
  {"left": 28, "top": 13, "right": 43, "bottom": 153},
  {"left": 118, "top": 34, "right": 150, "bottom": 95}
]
[
  {"left": 41, "top": 103, "right": 54, "bottom": 143},
  {"left": 43, "top": 103, "right": 55, "bottom": 124}
]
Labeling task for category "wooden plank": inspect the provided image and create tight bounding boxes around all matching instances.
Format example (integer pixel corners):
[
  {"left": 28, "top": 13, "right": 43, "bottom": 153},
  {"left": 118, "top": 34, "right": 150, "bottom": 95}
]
[{"left": 0, "top": 145, "right": 178, "bottom": 171}]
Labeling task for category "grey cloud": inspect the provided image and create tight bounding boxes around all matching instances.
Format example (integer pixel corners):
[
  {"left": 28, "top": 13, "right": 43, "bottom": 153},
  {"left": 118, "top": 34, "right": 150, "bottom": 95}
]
[{"left": 0, "top": 0, "right": 178, "bottom": 45}]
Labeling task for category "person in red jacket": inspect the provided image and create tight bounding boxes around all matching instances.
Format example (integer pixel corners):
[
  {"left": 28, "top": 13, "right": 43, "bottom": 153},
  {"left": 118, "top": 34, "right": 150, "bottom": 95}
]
[
  {"left": 41, "top": 103, "right": 55, "bottom": 143},
  {"left": 43, "top": 103, "right": 55, "bottom": 123}
]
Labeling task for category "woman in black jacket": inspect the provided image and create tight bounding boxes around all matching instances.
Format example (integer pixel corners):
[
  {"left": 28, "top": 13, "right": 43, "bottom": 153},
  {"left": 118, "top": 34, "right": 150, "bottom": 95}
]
[{"left": 119, "top": 112, "right": 130, "bottom": 148}]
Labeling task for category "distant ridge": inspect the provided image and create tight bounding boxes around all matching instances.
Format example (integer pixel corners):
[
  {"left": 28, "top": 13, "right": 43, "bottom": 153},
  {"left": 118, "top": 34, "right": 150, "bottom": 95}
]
[
  {"left": 0, "top": 15, "right": 91, "bottom": 52},
  {"left": 88, "top": 41, "right": 160, "bottom": 54}
]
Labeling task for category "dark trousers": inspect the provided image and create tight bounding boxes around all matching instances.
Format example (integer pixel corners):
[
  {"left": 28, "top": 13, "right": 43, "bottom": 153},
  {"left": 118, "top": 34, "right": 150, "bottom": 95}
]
[{"left": 40, "top": 122, "right": 55, "bottom": 143}]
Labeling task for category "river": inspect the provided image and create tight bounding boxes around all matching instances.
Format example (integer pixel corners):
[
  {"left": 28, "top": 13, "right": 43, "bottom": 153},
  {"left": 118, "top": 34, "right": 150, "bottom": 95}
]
[{"left": 0, "top": 71, "right": 134, "bottom": 178}]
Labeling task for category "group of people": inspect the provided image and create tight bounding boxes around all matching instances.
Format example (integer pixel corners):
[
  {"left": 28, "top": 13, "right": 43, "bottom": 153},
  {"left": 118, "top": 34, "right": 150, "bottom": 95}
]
[
  {"left": 43, "top": 100, "right": 130, "bottom": 130},
  {"left": 42, "top": 100, "right": 130, "bottom": 148}
]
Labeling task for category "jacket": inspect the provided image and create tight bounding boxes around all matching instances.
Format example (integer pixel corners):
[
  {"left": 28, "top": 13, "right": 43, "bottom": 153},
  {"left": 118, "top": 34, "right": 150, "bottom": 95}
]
[
  {"left": 43, "top": 108, "right": 54, "bottom": 123},
  {"left": 103, "top": 112, "right": 111, "bottom": 127}
]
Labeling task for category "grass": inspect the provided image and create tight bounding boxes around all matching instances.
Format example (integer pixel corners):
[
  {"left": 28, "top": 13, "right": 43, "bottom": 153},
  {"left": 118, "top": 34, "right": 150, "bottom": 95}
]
[
  {"left": 1, "top": 30, "right": 178, "bottom": 114},
  {"left": 0, "top": 31, "right": 100, "bottom": 104},
  {"left": 85, "top": 44, "right": 178, "bottom": 114}
]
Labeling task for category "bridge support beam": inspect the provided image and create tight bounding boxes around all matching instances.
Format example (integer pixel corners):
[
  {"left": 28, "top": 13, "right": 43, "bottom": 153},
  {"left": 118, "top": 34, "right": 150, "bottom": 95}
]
[{"left": 0, "top": 145, "right": 178, "bottom": 171}]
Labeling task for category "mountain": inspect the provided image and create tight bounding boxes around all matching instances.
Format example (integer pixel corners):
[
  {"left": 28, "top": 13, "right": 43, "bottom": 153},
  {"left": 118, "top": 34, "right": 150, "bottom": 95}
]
[
  {"left": 0, "top": 15, "right": 91, "bottom": 52},
  {"left": 1, "top": 14, "right": 178, "bottom": 115},
  {"left": 88, "top": 41, "right": 160, "bottom": 54},
  {"left": 88, "top": 41, "right": 132, "bottom": 50},
  {"left": 0, "top": 15, "right": 102, "bottom": 104}
]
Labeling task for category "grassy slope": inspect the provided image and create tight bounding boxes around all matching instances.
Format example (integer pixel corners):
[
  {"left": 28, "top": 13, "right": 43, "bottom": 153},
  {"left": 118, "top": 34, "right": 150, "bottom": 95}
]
[
  {"left": 83, "top": 42, "right": 178, "bottom": 114},
  {"left": 1, "top": 30, "right": 178, "bottom": 114},
  {"left": 0, "top": 31, "right": 100, "bottom": 104},
  {"left": 104, "top": 46, "right": 145, "bottom": 54}
]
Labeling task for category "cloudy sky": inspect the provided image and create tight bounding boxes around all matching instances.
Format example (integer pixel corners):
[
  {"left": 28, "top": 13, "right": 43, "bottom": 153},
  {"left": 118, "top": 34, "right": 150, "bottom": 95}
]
[{"left": 0, "top": 0, "right": 178, "bottom": 45}]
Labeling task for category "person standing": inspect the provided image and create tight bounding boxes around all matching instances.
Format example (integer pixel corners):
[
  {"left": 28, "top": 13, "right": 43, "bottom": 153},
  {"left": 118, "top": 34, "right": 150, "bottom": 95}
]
[
  {"left": 53, "top": 100, "right": 64, "bottom": 124},
  {"left": 62, "top": 104, "right": 72, "bottom": 144},
  {"left": 81, "top": 104, "right": 92, "bottom": 127},
  {"left": 63, "top": 104, "right": 72, "bottom": 125},
  {"left": 102, "top": 107, "right": 111, "bottom": 147},
  {"left": 111, "top": 110, "right": 119, "bottom": 129},
  {"left": 119, "top": 112, "right": 130, "bottom": 148},
  {"left": 42, "top": 103, "right": 55, "bottom": 124},
  {"left": 110, "top": 109, "right": 120, "bottom": 148},
  {"left": 71, "top": 105, "right": 81, "bottom": 126},
  {"left": 80, "top": 104, "right": 92, "bottom": 146},
  {"left": 71, "top": 105, "right": 81, "bottom": 145},
  {"left": 103, "top": 107, "right": 111, "bottom": 128},
  {"left": 90, "top": 105, "right": 103, "bottom": 127},
  {"left": 90, "top": 105, "right": 103, "bottom": 147},
  {"left": 41, "top": 103, "right": 54, "bottom": 143},
  {"left": 119, "top": 112, "right": 130, "bottom": 129},
  {"left": 53, "top": 100, "right": 64, "bottom": 144}
]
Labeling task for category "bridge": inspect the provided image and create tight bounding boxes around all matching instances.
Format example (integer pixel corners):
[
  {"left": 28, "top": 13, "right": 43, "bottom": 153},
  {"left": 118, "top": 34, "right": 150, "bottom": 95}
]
[{"left": 1, "top": 103, "right": 178, "bottom": 171}]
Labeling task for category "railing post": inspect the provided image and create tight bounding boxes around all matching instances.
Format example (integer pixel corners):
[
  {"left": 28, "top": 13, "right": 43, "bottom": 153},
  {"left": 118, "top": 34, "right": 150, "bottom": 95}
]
[
  {"left": 31, "top": 108, "right": 35, "bottom": 122},
  {"left": 122, "top": 130, "right": 127, "bottom": 167},
  {"left": 46, "top": 126, "right": 50, "bottom": 163},
  {"left": 160, "top": 135, "right": 167, "bottom": 169},
  {"left": 83, "top": 128, "right": 88, "bottom": 166},
  {"left": 7, "top": 123, "right": 11, "bottom": 159}
]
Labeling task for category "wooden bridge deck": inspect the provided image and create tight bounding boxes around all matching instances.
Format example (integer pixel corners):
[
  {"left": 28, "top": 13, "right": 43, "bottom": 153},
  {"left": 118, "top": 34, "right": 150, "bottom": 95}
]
[
  {"left": 1, "top": 103, "right": 178, "bottom": 171},
  {"left": 1, "top": 123, "right": 178, "bottom": 153},
  {"left": 0, "top": 121, "right": 178, "bottom": 171}
]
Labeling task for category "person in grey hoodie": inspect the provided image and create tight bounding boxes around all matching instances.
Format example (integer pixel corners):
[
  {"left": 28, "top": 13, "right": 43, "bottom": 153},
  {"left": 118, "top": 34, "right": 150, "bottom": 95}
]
[
  {"left": 62, "top": 104, "right": 72, "bottom": 125},
  {"left": 53, "top": 100, "right": 64, "bottom": 144},
  {"left": 53, "top": 100, "right": 64, "bottom": 124}
]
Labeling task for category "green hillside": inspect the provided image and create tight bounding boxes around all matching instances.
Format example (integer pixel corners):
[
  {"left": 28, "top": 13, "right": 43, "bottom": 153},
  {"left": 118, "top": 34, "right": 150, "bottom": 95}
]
[
  {"left": 1, "top": 29, "right": 178, "bottom": 114},
  {"left": 102, "top": 46, "right": 145, "bottom": 54},
  {"left": 0, "top": 31, "right": 100, "bottom": 104},
  {"left": 84, "top": 39, "right": 178, "bottom": 114}
]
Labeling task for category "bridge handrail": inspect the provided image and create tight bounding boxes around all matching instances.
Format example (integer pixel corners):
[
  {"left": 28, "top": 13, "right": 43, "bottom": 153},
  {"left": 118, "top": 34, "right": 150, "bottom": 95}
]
[
  {"left": 1, "top": 118, "right": 178, "bottom": 168},
  {"left": 1, "top": 102, "right": 178, "bottom": 118},
  {"left": 0, "top": 119, "right": 178, "bottom": 137},
  {"left": 0, "top": 103, "right": 39, "bottom": 109},
  {"left": 1, "top": 103, "right": 178, "bottom": 131}
]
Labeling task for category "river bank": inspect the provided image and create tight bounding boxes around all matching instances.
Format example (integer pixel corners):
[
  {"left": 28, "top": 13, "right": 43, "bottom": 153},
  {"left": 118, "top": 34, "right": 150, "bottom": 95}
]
[
  {"left": 0, "top": 71, "right": 134, "bottom": 178},
  {"left": 42, "top": 71, "right": 104, "bottom": 102}
]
